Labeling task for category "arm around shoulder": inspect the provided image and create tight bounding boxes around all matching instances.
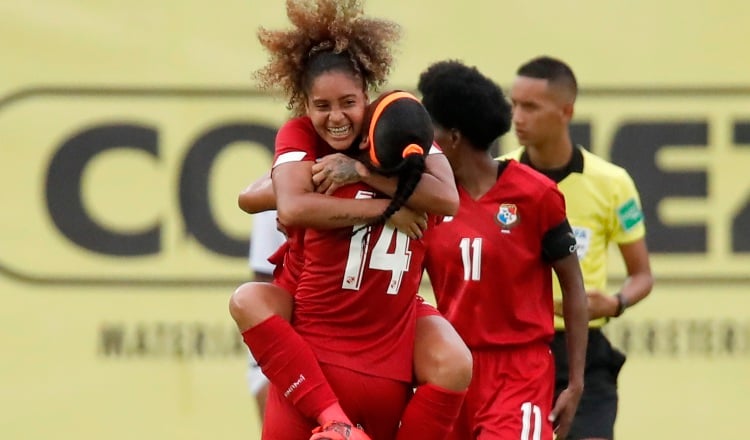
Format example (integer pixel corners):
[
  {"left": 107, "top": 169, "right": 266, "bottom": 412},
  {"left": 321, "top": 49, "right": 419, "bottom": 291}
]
[{"left": 238, "top": 171, "right": 277, "bottom": 214}]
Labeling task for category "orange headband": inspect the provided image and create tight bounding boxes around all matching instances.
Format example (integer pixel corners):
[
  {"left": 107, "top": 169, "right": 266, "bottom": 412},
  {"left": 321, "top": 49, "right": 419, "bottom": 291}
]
[{"left": 368, "top": 91, "right": 424, "bottom": 167}]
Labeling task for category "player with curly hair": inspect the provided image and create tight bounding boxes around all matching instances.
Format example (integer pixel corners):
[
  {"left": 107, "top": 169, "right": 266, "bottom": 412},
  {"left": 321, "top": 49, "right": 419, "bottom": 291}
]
[{"left": 229, "top": 2, "right": 470, "bottom": 439}]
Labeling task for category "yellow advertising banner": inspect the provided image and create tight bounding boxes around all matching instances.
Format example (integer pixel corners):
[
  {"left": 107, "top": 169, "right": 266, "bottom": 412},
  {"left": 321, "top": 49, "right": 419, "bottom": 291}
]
[{"left": 2, "top": 1, "right": 749, "bottom": 440}]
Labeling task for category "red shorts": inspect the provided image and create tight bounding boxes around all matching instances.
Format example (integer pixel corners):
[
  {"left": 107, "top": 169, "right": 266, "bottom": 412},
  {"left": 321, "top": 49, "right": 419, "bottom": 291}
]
[
  {"left": 270, "top": 242, "right": 298, "bottom": 294},
  {"left": 447, "top": 342, "right": 555, "bottom": 440},
  {"left": 416, "top": 295, "right": 442, "bottom": 318},
  {"left": 262, "top": 363, "right": 411, "bottom": 440}
]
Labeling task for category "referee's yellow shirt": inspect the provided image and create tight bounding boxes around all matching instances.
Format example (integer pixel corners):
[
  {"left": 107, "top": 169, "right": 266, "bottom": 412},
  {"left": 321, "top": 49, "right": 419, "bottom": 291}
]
[{"left": 500, "top": 146, "right": 645, "bottom": 329}]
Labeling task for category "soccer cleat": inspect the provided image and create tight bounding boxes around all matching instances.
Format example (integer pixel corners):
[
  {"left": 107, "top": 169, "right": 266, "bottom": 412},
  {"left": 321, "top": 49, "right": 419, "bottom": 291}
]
[{"left": 309, "top": 421, "right": 371, "bottom": 440}]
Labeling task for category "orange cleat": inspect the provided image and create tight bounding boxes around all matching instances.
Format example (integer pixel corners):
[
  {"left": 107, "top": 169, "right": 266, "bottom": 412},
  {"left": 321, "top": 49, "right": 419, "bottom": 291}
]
[{"left": 310, "top": 421, "right": 371, "bottom": 440}]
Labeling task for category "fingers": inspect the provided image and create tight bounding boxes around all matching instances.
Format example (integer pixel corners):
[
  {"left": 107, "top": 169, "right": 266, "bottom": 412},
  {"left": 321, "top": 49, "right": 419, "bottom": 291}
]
[
  {"left": 418, "top": 215, "right": 428, "bottom": 231},
  {"left": 311, "top": 168, "right": 326, "bottom": 186},
  {"left": 325, "top": 182, "right": 341, "bottom": 196},
  {"left": 411, "top": 223, "right": 423, "bottom": 239},
  {"left": 549, "top": 396, "right": 573, "bottom": 439}
]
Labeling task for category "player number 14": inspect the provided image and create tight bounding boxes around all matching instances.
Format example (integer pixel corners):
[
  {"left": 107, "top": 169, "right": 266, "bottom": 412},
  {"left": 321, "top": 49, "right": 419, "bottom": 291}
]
[{"left": 342, "top": 191, "right": 412, "bottom": 294}]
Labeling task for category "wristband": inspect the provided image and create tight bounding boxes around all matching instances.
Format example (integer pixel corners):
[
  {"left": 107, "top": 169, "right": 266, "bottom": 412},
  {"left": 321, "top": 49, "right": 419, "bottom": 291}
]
[{"left": 614, "top": 292, "right": 628, "bottom": 317}]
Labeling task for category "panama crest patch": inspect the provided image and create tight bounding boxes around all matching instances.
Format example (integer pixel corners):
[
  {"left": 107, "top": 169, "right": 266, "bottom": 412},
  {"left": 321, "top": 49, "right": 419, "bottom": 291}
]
[{"left": 495, "top": 203, "right": 520, "bottom": 233}]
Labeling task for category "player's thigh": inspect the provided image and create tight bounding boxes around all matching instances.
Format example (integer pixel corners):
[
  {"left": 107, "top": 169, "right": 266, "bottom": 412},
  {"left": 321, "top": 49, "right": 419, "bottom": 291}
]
[
  {"left": 414, "top": 311, "right": 472, "bottom": 391},
  {"left": 262, "top": 383, "right": 316, "bottom": 439}
]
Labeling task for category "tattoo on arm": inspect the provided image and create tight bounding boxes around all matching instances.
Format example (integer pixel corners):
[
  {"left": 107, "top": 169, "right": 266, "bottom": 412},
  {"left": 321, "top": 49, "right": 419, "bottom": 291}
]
[
  {"left": 329, "top": 213, "right": 370, "bottom": 223},
  {"left": 330, "top": 157, "right": 360, "bottom": 183}
]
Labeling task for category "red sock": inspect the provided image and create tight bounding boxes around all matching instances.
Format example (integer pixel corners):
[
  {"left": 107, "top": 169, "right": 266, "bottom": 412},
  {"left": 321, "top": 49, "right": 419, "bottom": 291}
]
[
  {"left": 396, "top": 383, "right": 466, "bottom": 440},
  {"left": 242, "top": 315, "right": 348, "bottom": 424}
]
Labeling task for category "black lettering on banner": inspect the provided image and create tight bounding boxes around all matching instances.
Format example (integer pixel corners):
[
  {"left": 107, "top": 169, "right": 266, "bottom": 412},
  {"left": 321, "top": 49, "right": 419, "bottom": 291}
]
[
  {"left": 99, "top": 321, "right": 245, "bottom": 358},
  {"left": 605, "top": 319, "right": 750, "bottom": 357},
  {"left": 179, "top": 123, "right": 276, "bottom": 257},
  {"left": 46, "top": 124, "right": 160, "bottom": 256},
  {"left": 611, "top": 122, "right": 708, "bottom": 253},
  {"left": 733, "top": 122, "right": 750, "bottom": 252}
]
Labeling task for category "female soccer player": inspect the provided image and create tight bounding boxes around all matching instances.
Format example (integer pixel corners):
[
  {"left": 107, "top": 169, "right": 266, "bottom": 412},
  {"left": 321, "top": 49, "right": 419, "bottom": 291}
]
[
  {"left": 229, "top": 2, "right": 470, "bottom": 439},
  {"left": 417, "top": 60, "right": 589, "bottom": 440}
]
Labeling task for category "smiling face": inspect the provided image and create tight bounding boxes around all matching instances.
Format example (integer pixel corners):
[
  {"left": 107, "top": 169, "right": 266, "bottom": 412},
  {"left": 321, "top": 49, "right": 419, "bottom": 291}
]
[
  {"left": 510, "top": 76, "right": 571, "bottom": 149},
  {"left": 305, "top": 70, "right": 368, "bottom": 151}
]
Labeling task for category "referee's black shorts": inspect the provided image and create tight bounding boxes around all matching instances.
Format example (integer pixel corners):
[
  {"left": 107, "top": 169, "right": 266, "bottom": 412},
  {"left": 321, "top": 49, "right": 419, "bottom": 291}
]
[{"left": 551, "top": 328, "right": 626, "bottom": 440}]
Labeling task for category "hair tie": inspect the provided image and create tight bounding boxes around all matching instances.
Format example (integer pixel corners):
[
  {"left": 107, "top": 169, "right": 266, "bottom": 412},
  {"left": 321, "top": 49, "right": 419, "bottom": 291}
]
[
  {"left": 368, "top": 91, "right": 421, "bottom": 167},
  {"left": 402, "top": 143, "right": 424, "bottom": 158}
]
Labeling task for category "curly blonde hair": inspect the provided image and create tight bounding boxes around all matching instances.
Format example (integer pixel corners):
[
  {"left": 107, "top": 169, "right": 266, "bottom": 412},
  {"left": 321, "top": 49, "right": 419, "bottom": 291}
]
[{"left": 254, "top": 0, "right": 401, "bottom": 115}]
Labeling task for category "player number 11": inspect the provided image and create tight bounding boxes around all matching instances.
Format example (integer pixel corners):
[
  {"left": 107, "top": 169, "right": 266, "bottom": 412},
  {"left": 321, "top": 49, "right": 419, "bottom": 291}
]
[{"left": 459, "top": 237, "right": 482, "bottom": 281}]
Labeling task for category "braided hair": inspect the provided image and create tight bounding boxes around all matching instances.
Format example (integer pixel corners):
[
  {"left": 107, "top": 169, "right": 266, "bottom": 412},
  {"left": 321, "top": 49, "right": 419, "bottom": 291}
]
[
  {"left": 254, "top": 0, "right": 400, "bottom": 116},
  {"left": 361, "top": 91, "right": 433, "bottom": 227}
]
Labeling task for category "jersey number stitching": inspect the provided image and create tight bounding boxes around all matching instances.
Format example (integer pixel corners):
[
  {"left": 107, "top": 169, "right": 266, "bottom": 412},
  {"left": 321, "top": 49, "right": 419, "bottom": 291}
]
[
  {"left": 342, "top": 191, "right": 412, "bottom": 294},
  {"left": 459, "top": 237, "right": 482, "bottom": 281}
]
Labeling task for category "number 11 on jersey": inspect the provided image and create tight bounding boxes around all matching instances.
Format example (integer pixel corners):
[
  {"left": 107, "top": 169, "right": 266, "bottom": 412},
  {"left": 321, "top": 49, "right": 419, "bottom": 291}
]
[{"left": 459, "top": 237, "right": 482, "bottom": 281}]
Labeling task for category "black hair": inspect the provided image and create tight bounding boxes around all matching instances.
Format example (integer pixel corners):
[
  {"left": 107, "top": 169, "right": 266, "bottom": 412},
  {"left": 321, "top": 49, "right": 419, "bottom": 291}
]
[
  {"left": 516, "top": 55, "right": 578, "bottom": 99},
  {"left": 301, "top": 50, "right": 364, "bottom": 97},
  {"left": 417, "top": 60, "right": 511, "bottom": 151},
  {"left": 358, "top": 91, "right": 432, "bottom": 228}
]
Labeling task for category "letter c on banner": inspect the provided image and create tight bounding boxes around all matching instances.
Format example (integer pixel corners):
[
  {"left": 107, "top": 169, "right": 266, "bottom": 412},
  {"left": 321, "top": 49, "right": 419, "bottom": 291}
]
[{"left": 45, "top": 124, "right": 160, "bottom": 256}]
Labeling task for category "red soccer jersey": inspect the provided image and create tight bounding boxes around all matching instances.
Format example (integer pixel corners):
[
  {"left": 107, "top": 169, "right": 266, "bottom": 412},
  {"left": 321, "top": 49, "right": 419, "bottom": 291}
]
[
  {"left": 423, "top": 160, "right": 567, "bottom": 349},
  {"left": 294, "top": 183, "right": 433, "bottom": 383},
  {"left": 271, "top": 117, "right": 338, "bottom": 292},
  {"left": 272, "top": 116, "right": 430, "bottom": 382}
]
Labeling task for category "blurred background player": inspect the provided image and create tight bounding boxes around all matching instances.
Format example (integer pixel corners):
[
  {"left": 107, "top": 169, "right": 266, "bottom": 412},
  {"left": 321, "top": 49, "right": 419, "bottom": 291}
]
[
  {"left": 506, "top": 55, "right": 654, "bottom": 440},
  {"left": 245, "top": 208, "right": 286, "bottom": 422}
]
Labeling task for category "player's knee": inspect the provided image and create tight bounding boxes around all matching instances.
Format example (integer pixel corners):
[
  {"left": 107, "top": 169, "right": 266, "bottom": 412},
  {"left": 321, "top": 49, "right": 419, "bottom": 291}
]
[
  {"left": 229, "top": 282, "right": 294, "bottom": 330},
  {"left": 442, "top": 342, "right": 473, "bottom": 390},
  {"left": 423, "top": 340, "right": 473, "bottom": 391},
  {"left": 228, "top": 282, "right": 265, "bottom": 330}
]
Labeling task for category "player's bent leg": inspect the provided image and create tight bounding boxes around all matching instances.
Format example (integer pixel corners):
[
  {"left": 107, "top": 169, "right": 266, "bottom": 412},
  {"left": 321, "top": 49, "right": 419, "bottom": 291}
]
[
  {"left": 228, "top": 281, "right": 293, "bottom": 331},
  {"left": 413, "top": 310, "right": 473, "bottom": 390},
  {"left": 397, "top": 307, "right": 472, "bottom": 440},
  {"left": 232, "top": 283, "right": 353, "bottom": 427}
]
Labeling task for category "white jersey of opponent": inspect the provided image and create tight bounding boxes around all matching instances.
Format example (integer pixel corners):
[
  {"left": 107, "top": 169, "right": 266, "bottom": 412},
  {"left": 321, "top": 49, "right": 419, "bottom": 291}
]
[{"left": 249, "top": 209, "right": 286, "bottom": 275}]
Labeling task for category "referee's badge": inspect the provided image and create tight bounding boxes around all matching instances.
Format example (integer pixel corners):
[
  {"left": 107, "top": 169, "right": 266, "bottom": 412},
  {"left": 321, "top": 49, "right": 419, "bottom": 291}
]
[{"left": 495, "top": 203, "right": 520, "bottom": 233}]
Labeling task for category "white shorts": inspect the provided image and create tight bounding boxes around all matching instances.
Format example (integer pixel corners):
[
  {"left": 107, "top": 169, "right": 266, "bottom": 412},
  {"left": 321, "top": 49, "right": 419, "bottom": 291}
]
[{"left": 246, "top": 353, "right": 270, "bottom": 396}]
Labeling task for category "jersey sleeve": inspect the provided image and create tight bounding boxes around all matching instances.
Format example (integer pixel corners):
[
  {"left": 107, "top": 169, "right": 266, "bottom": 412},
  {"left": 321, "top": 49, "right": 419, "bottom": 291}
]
[
  {"left": 273, "top": 117, "right": 318, "bottom": 167},
  {"left": 609, "top": 169, "right": 646, "bottom": 244},
  {"left": 538, "top": 185, "right": 575, "bottom": 261},
  {"left": 539, "top": 184, "right": 568, "bottom": 235}
]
